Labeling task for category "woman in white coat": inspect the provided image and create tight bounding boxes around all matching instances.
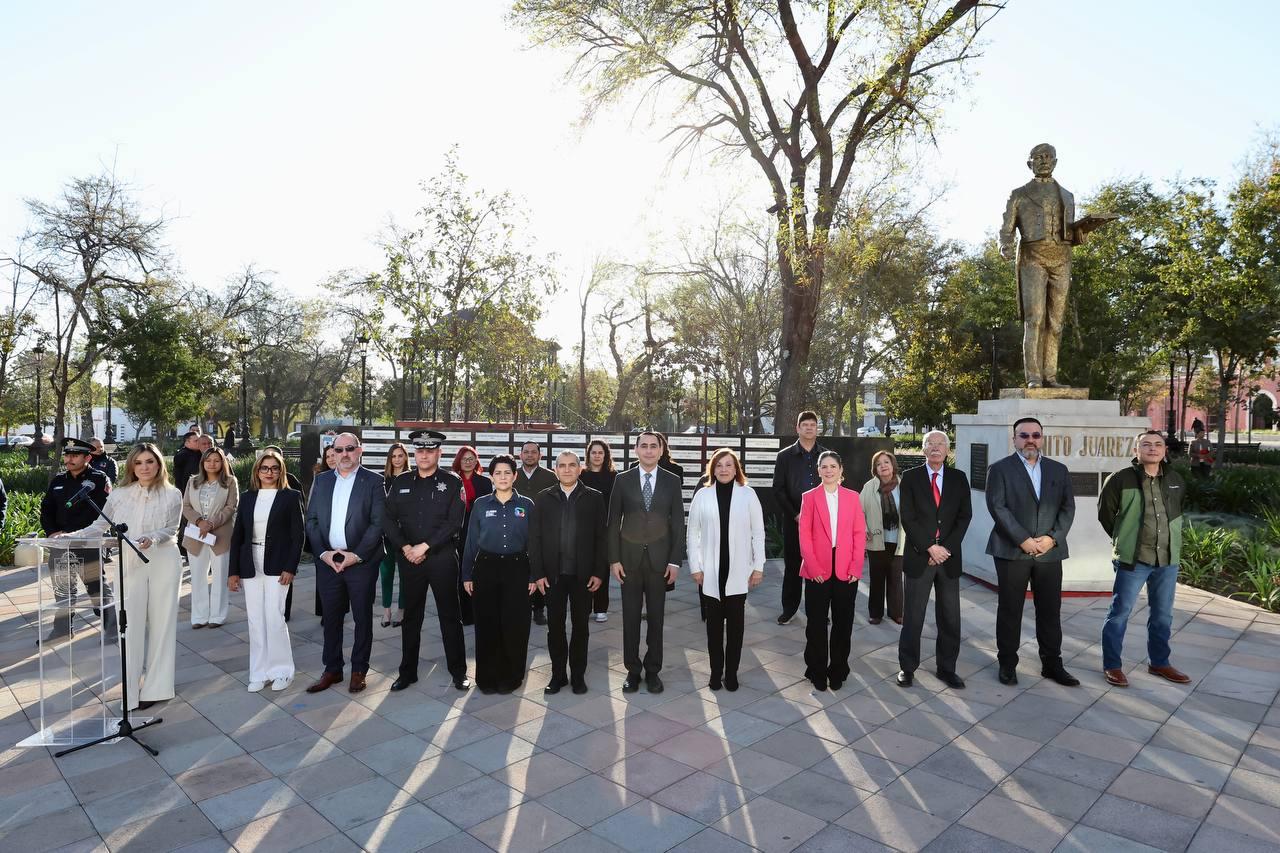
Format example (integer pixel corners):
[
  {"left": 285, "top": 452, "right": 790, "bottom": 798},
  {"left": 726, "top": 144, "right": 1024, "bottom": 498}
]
[
  {"left": 182, "top": 447, "right": 239, "bottom": 628},
  {"left": 688, "top": 448, "right": 765, "bottom": 691},
  {"left": 66, "top": 443, "right": 183, "bottom": 711}
]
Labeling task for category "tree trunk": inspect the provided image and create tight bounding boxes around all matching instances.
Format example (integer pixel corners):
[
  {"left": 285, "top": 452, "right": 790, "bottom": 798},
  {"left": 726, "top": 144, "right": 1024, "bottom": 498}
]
[{"left": 1213, "top": 363, "right": 1236, "bottom": 469}]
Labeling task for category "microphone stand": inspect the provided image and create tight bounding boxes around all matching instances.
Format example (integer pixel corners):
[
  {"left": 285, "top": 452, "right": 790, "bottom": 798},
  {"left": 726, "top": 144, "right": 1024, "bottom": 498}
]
[{"left": 55, "top": 497, "right": 162, "bottom": 757}]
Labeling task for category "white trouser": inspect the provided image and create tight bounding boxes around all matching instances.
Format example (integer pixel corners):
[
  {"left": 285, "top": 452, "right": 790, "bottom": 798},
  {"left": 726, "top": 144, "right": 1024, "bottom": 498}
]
[
  {"left": 123, "top": 543, "right": 180, "bottom": 710},
  {"left": 188, "top": 548, "right": 230, "bottom": 625},
  {"left": 243, "top": 545, "right": 294, "bottom": 682}
]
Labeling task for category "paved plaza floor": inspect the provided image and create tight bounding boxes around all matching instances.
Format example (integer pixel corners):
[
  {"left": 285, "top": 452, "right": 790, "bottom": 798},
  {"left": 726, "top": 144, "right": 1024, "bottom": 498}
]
[{"left": 2, "top": 560, "right": 1279, "bottom": 852}]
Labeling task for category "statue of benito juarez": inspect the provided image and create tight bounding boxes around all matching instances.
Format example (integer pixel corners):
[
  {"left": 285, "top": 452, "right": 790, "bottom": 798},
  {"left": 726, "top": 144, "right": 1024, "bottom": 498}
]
[{"left": 1000, "top": 143, "right": 1114, "bottom": 388}]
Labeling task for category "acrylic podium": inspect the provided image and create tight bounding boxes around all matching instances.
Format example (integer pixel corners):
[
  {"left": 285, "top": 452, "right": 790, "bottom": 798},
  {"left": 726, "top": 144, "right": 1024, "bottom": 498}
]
[{"left": 15, "top": 535, "right": 134, "bottom": 748}]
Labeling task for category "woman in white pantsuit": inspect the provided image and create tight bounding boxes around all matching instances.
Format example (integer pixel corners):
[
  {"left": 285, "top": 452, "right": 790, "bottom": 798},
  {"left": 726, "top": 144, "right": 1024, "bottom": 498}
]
[
  {"left": 228, "top": 450, "right": 304, "bottom": 692},
  {"left": 67, "top": 443, "right": 183, "bottom": 711},
  {"left": 182, "top": 447, "right": 239, "bottom": 628}
]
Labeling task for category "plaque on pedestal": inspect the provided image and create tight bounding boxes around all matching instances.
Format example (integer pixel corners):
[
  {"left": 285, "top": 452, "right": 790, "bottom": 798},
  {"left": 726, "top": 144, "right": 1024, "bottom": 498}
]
[{"left": 952, "top": 395, "right": 1149, "bottom": 592}]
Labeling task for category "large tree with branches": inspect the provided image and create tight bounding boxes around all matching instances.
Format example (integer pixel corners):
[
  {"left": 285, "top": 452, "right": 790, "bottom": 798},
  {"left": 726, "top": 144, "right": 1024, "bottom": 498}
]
[{"left": 511, "top": 0, "right": 1001, "bottom": 426}]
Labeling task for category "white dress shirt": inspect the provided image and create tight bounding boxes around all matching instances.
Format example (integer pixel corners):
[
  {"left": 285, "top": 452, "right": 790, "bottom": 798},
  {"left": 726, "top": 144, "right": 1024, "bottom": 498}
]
[
  {"left": 328, "top": 469, "right": 357, "bottom": 552},
  {"left": 1020, "top": 455, "right": 1042, "bottom": 500},
  {"left": 824, "top": 486, "right": 840, "bottom": 547}
]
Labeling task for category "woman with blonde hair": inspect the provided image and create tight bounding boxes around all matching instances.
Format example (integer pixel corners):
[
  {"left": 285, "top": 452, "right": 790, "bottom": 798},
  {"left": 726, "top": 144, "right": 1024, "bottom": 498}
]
[
  {"left": 228, "top": 449, "right": 304, "bottom": 692},
  {"left": 65, "top": 443, "right": 183, "bottom": 710},
  {"left": 182, "top": 446, "right": 239, "bottom": 629},
  {"left": 686, "top": 448, "right": 765, "bottom": 691},
  {"left": 379, "top": 441, "right": 411, "bottom": 627}
]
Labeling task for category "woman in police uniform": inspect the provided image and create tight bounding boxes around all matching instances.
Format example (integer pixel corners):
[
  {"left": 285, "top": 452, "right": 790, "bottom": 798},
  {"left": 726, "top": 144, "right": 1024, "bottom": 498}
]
[{"left": 461, "top": 454, "right": 536, "bottom": 694}]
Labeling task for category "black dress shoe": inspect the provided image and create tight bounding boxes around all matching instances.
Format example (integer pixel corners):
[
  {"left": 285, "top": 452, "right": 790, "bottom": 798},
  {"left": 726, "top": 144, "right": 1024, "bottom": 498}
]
[
  {"left": 544, "top": 677, "right": 568, "bottom": 695},
  {"left": 708, "top": 675, "right": 723, "bottom": 691},
  {"left": 811, "top": 679, "right": 827, "bottom": 691},
  {"left": 1042, "top": 666, "right": 1081, "bottom": 687},
  {"left": 998, "top": 667, "right": 1018, "bottom": 685},
  {"left": 829, "top": 679, "right": 844, "bottom": 691},
  {"left": 136, "top": 700, "right": 158, "bottom": 710},
  {"left": 622, "top": 675, "right": 641, "bottom": 694},
  {"left": 895, "top": 670, "right": 913, "bottom": 687},
  {"left": 777, "top": 611, "right": 796, "bottom": 625},
  {"left": 391, "top": 620, "right": 402, "bottom": 628},
  {"left": 571, "top": 681, "right": 588, "bottom": 695},
  {"left": 724, "top": 675, "right": 739, "bottom": 692},
  {"left": 532, "top": 608, "right": 547, "bottom": 626},
  {"left": 390, "top": 676, "right": 417, "bottom": 692},
  {"left": 936, "top": 670, "right": 966, "bottom": 690},
  {"left": 453, "top": 676, "right": 472, "bottom": 690},
  {"left": 646, "top": 674, "right": 664, "bottom": 694}
]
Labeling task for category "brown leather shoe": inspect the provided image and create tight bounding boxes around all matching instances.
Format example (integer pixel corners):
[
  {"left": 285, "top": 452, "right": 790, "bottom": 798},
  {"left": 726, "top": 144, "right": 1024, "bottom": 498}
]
[
  {"left": 349, "top": 672, "right": 367, "bottom": 693},
  {"left": 1103, "top": 668, "right": 1129, "bottom": 687},
  {"left": 306, "top": 671, "right": 342, "bottom": 693},
  {"left": 1148, "top": 665, "right": 1191, "bottom": 684}
]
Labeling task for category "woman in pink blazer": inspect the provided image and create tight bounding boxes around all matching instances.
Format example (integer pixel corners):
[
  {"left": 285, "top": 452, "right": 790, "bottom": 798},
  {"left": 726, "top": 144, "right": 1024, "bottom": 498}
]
[{"left": 799, "top": 450, "right": 867, "bottom": 691}]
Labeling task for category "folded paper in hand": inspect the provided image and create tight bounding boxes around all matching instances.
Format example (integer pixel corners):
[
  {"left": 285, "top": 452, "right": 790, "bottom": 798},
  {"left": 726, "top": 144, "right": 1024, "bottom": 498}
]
[{"left": 183, "top": 523, "right": 216, "bottom": 546}]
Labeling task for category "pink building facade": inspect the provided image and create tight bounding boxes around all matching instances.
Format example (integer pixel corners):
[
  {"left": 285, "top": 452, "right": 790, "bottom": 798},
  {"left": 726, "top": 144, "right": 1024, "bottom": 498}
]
[{"left": 1139, "top": 375, "right": 1279, "bottom": 438}]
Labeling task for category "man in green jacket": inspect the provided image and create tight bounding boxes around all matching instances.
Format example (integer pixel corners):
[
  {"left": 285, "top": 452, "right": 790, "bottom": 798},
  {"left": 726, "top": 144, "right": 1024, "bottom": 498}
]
[{"left": 1097, "top": 430, "right": 1192, "bottom": 688}]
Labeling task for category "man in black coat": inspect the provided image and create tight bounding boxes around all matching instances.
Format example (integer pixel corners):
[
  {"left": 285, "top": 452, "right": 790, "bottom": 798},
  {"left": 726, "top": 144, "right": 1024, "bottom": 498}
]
[
  {"left": 985, "top": 416, "right": 1079, "bottom": 686},
  {"left": 897, "top": 430, "right": 973, "bottom": 690},
  {"left": 609, "top": 431, "right": 686, "bottom": 694},
  {"left": 529, "top": 450, "right": 608, "bottom": 695},
  {"left": 771, "top": 410, "right": 826, "bottom": 624}
]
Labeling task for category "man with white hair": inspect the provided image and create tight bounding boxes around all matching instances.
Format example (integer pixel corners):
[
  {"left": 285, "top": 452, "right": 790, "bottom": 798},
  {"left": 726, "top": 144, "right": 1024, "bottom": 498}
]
[{"left": 897, "top": 430, "right": 972, "bottom": 690}]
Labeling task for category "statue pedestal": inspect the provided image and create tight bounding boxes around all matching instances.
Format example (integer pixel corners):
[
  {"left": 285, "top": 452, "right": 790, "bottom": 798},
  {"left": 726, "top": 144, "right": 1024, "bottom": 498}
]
[{"left": 952, "top": 396, "right": 1149, "bottom": 593}]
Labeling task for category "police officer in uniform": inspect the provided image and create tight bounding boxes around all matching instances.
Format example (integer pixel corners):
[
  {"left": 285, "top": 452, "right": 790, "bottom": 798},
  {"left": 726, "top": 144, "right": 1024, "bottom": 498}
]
[
  {"left": 40, "top": 438, "right": 114, "bottom": 641},
  {"left": 383, "top": 430, "right": 471, "bottom": 691}
]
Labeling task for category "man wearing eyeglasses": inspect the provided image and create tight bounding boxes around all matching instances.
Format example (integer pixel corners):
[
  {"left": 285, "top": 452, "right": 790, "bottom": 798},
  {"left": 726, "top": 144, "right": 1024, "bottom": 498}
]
[
  {"left": 1097, "top": 430, "right": 1191, "bottom": 688},
  {"left": 985, "top": 417, "right": 1078, "bottom": 687},
  {"left": 304, "top": 433, "right": 385, "bottom": 694}
]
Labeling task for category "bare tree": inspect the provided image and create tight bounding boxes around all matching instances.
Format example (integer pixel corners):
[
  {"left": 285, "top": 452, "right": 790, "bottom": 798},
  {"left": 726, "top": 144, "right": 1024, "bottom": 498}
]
[
  {"left": 511, "top": 0, "right": 1002, "bottom": 426},
  {"left": 3, "top": 172, "right": 168, "bottom": 446}
]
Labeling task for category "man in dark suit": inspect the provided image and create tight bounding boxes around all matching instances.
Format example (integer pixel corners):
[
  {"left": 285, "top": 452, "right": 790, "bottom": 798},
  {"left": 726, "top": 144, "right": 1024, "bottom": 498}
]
[
  {"left": 516, "top": 440, "right": 557, "bottom": 626},
  {"left": 771, "top": 410, "right": 825, "bottom": 624},
  {"left": 304, "top": 432, "right": 385, "bottom": 694},
  {"left": 608, "top": 431, "right": 685, "bottom": 693},
  {"left": 986, "top": 417, "right": 1078, "bottom": 686},
  {"left": 529, "top": 450, "right": 608, "bottom": 695},
  {"left": 897, "top": 430, "right": 973, "bottom": 690}
]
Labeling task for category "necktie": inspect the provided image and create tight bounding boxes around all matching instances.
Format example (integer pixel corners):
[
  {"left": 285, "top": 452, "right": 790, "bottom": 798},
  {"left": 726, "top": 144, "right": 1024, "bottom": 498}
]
[
  {"left": 931, "top": 471, "right": 941, "bottom": 542},
  {"left": 642, "top": 472, "right": 653, "bottom": 512}
]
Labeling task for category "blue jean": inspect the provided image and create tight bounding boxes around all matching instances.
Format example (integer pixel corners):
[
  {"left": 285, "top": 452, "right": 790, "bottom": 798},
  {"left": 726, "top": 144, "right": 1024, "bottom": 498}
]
[{"left": 1102, "top": 561, "right": 1177, "bottom": 670}]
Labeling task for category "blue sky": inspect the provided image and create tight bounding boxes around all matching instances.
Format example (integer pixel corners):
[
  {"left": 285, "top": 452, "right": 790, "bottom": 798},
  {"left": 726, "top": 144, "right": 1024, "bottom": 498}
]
[{"left": 1, "top": 1, "right": 1276, "bottom": 354}]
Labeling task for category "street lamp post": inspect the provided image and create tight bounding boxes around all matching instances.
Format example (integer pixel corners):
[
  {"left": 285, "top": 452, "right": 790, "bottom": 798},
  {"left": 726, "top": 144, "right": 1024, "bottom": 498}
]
[
  {"left": 237, "top": 337, "right": 249, "bottom": 440},
  {"left": 357, "top": 334, "right": 370, "bottom": 426},
  {"left": 547, "top": 341, "right": 561, "bottom": 424},
  {"left": 105, "top": 363, "right": 114, "bottom": 442},
  {"left": 713, "top": 356, "right": 723, "bottom": 433},
  {"left": 33, "top": 342, "right": 47, "bottom": 438}
]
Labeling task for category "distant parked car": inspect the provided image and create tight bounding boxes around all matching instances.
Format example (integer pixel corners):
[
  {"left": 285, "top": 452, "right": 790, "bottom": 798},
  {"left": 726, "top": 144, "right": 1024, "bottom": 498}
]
[
  {"left": 889, "top": 423, "right": 914, "bottom": 435},
  {"left": 856, "top": 426, "right": 883, "bottom": 437},
  {"left": 287, "top": 431, "right": 303, "bottom": 441},
  {"left": 0, "top": 435, "right": 34, "bottom": 450}
]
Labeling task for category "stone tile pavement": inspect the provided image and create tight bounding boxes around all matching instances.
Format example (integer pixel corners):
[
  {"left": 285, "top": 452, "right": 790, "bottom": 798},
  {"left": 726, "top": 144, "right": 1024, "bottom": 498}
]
[{"left": 2, "top": 560, "right": 1279, "bottom": 852}]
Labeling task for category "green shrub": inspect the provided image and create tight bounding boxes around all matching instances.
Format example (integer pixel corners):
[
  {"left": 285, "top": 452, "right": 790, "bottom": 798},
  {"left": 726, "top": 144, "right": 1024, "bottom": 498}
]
[
  {"left": 1223, "top": 447, "right": 1280, "bottom": 466},
  {"left": 765, "top": 515, "right": 784, "bottom": 560},
  {"left": 0, "top": 466, "right": 53, "bottom": 494},
  {"left": 1177, "top": 463, "right": 1280, "bottom": 518},
  {"left": 1, "top": 491, "right": 43, "bottom": 565},
  {"left": 1180, "top": 524, "right": 1243, "bottom": 586}
]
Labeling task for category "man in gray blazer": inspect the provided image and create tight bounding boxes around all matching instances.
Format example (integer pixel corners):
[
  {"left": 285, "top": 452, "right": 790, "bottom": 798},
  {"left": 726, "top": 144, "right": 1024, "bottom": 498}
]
[
  {"left": 608, "top": 431, "right": 685, "bottom": 693},
  {"left": 985, "top": 417, "right": 1078, "bottom": 687},
  {"left": 304, "top": 432, "right": 385, "bottom": 694}
]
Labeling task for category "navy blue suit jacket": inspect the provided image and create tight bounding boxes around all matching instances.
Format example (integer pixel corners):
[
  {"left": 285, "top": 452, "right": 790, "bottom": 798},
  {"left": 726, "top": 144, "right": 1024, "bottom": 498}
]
[{"left": 304, "top": 466, "right": 385, "bottom": 568}]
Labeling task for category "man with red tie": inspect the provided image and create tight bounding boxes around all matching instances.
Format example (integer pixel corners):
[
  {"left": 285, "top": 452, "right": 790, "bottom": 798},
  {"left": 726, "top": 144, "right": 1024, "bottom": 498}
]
[{"left": 897, "top": 430, "right": 972, "bottom": 689}]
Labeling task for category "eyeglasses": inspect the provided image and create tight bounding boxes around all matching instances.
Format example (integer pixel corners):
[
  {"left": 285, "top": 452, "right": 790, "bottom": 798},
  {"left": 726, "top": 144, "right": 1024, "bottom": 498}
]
[
  {"left": 333, "top": 445, "right": 358, "bottom": 454},
  {"left": 259, "top": 465, "right": 281, "bottom": 473},
  {"left": 1017, "top": 432, "right": 1043, "bottom": 440}
]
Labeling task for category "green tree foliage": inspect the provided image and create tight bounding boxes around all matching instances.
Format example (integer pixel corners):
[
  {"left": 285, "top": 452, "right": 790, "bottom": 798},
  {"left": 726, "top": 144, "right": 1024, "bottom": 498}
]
[
  {"left": 357, "top": 149, "right": 557, "bottom": 423},
  {"left": 115, "top": 308, "right": 218, "bottom": 437}
]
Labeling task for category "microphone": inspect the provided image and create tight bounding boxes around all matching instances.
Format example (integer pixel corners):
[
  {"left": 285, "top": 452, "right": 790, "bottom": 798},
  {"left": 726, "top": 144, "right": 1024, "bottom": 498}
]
[{"left": 65, "top": 481, "right": 95, "bottom": 508}]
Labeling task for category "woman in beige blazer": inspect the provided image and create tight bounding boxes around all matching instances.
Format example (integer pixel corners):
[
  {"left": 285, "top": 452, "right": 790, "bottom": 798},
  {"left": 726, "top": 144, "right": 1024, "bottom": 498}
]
[
  {"left": 183, "top": 446, "right": 240, "bottom": 627},
  {"left": 859, "top": 450, "right": 906, "bottom": 625}
]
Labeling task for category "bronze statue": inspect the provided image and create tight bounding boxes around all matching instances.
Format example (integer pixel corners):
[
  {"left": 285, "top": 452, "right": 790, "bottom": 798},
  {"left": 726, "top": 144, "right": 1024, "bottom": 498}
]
[{"left": 1000, "top": 143, "right": 1114, "bottom": 388}]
